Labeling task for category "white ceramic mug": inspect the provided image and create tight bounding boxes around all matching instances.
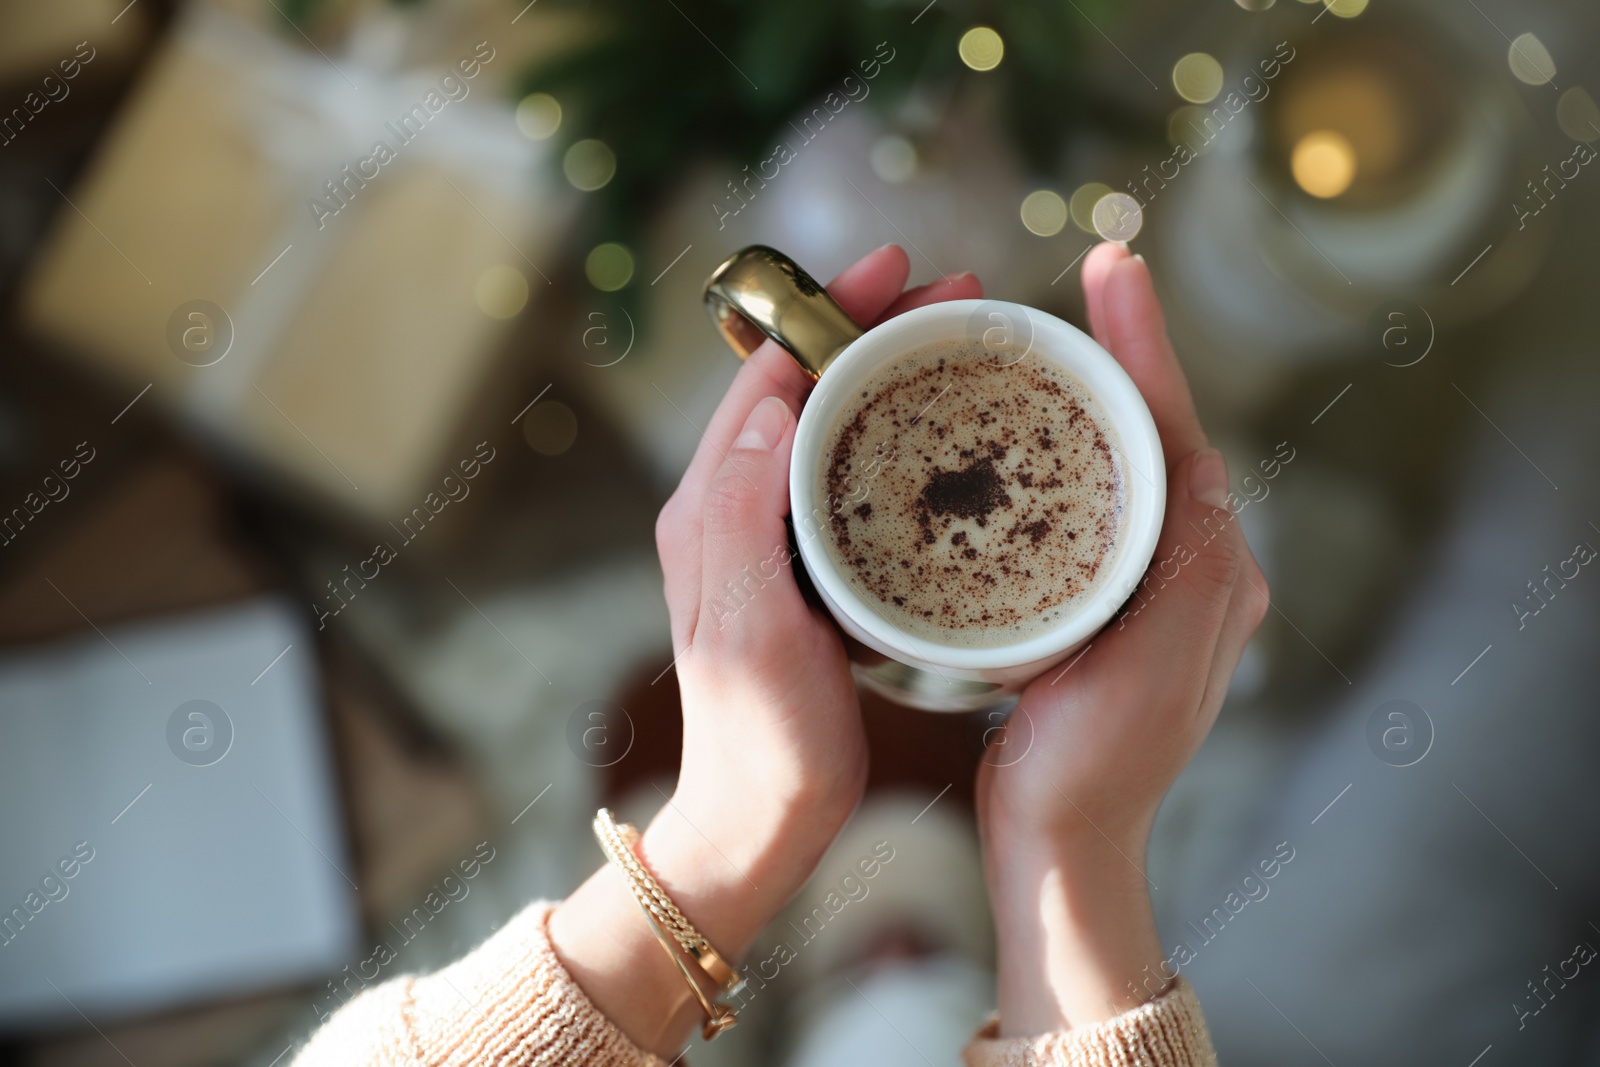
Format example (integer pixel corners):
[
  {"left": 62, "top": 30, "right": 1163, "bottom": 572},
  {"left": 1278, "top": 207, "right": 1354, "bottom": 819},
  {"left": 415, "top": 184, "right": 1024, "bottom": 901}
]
[{"left": 705, "top": 246, "right": 1165, "bottom": 712}]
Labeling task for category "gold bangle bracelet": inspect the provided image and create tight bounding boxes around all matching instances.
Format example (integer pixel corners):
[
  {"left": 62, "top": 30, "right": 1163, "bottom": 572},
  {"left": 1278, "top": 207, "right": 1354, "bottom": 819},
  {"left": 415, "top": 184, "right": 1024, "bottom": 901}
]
[
  {"left": 633, "top": 889, "right": 737, "bottom": 1040},
  {"left": 594, "top": 808, "right": 741, "bottom": 1039},
  {"left": 593, "top": 808, "right": 745, "bottom": 995}
]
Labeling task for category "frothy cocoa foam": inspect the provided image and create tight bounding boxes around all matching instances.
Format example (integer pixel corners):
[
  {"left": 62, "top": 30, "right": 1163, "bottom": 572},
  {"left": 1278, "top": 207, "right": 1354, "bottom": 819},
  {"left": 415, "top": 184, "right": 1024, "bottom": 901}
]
[{"left": 819, "top": 339, "right": 1127, "bottom": 648}]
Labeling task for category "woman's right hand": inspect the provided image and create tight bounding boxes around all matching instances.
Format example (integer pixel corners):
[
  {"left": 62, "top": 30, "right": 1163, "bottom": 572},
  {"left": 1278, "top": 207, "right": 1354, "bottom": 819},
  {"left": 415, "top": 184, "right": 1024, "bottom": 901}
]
[{"left": 976, "top": 243, "right": 1270, "bottom": 1035}]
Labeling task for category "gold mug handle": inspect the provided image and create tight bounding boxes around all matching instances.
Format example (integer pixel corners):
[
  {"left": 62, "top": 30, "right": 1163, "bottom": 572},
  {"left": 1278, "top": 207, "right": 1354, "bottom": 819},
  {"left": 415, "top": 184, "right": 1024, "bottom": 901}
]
[{"left": 702, "top": 246, "right": 863, "bottom": 380}]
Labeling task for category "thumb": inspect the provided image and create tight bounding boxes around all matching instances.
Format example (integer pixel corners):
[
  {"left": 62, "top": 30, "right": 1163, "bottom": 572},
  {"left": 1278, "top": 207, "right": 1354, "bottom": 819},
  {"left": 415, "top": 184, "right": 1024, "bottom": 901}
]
[
  {"left": 1102, "top": 254, "right": 1207, "bottom": 464},
  {"left": 696, "top": 396, "right": 802, "bottom": 644}
]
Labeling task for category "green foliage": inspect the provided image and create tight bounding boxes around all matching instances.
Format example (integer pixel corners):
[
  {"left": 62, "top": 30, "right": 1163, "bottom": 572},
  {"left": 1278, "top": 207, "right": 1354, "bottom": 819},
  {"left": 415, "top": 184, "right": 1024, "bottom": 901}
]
[
  {"left": 516, "top": 1, "right": 1151, "bottom": 261},
  {"left": 275, "top": 0, "right": 326, "bottom": 29},
  {"left": 282, "top": 0, "right": 1159, "bottom": 308}
]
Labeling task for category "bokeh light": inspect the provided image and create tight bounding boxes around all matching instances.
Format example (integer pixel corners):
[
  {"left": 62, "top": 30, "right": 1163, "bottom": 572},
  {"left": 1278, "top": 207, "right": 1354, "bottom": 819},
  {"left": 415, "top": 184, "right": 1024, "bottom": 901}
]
[
  {"left": 1091, "top": 193, "right": 1143, "bottom": 242},
  {"left": 1325, "top": 0, "right": 1369, "bottom": 18},
  {"left": 475, "top": 265, "right": 529, "bottom": 319},
  {"left": 871, "top": 136, "right": 919, "bottom": 184},
  {"left": 1235, "top": 0, "right": 1275, "bottom": 10},
  {"left": 522, "top": 401, "right": 578, "bottom": 456},
  {"left": 1167, "top": 106, "right": 1217, "bottom": 154},
  {"left": 585, "top": 243, "right": 635, "bottom": 291},
  {"left": 1508, "top": 33, "right": 1556, "bottom": 86},
  {"left": 563, "top": 139, "right": 617, "bottom": 191},
  {"left": 1274, "top": 61, "right": 1419, "bottom": 193},
  {"left": 1020, "top": 190, "right": 1068, "bottom": 237},
  {"left": 1557, "top": 87, "right": 1600, "bottom": 142},
  {"left": 1069, "top": 182, "right": 1113, "bottom": 234},
  {"left": 515, "top": 93, "right": 562, "bottom": 140},
  {"left": 1291, "top": 130, "right": 1358, "bottom": 199},
  {"left": 958, "top": 27, "right": 1004, "bottom": 72},
  {"left": 1172, "top": 53, "right": 1224, "bottom": 104}
]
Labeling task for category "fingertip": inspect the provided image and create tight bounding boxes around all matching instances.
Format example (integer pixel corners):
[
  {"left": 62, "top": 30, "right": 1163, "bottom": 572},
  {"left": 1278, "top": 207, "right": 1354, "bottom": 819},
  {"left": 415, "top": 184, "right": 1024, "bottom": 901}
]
[
  {"left": 1084, "top": 241, "right": 1130, "bottom": 275},
  {"left": 1187, "top": 447, "right": 1229, "bottom": 509},
  {"left": 1101, "top": 253, "right": 1166, "bottom": 375},
  {"left": 829, "top": 244, "right": 912, "bottom": 326},
  {"left": 1104, "top": 252, "right": 1160, "bottom": 330},
  {"left": 1101, "top": 253, "right": 1206, "bottom": 460},
  {"left": 952, "top": 271, "right": 983, "bottom": 298},
  {"left": 743, "top": 341, "right": 820, "bottom": 416},
  {"left": 1082, "top": 243, "right": 1130, "bottom": 348},
  {"left": 1160, "top": 449, "right": 1245, "bottom": 603},
  {"left": 848, "top": 242, "right": 909, "bottom": 279},
  {"left": 936, "top": 271, "right": 983, "bottom": 300},
  {"left": 874, "top": 270, "right": 984, "bottom": 321},
  {"left": 1243, "top": 565, "right": 1272, "bottom": 630},
  {"left": 733, "top": 395, "right": 792, "bottom": 452}
]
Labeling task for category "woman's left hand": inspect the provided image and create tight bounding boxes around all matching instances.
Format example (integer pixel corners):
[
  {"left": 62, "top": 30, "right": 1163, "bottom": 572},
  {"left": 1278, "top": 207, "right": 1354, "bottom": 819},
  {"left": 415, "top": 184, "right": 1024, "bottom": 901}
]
[{"left": 551, "top": 244, "right": 982, "bottom": 1057}]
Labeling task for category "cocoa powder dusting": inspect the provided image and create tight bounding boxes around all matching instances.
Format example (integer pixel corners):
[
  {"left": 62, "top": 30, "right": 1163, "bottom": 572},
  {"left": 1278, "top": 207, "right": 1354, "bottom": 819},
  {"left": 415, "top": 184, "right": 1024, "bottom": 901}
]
[{"left": 820, "top": 338, "right": 1126, "bottom": 648}]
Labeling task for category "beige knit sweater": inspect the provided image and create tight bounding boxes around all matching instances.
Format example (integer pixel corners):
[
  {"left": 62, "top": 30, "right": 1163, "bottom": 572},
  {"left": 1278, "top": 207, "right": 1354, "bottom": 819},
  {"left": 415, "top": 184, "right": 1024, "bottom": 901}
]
[{"left": 293, "top": 901, "right": 1217, "bottom": 1067}]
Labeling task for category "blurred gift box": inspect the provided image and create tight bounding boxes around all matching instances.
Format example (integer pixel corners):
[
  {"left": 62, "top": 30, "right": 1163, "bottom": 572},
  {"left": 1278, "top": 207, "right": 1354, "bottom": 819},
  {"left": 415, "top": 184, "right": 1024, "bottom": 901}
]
[{"left": 19, "top": 3, "right": 571, "bottom": 526}]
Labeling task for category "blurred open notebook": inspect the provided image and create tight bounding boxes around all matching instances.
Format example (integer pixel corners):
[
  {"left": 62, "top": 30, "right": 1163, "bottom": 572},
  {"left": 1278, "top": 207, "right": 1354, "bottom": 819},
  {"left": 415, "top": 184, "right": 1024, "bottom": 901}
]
[{"left": 0, "top": 598, "right": 358, "bottom": 1030}]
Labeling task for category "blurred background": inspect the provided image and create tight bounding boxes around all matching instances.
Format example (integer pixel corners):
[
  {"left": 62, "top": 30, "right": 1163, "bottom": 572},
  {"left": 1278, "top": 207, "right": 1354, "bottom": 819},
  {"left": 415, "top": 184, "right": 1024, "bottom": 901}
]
[{"left": 1, "top": 0, "right": 1597, "bottom": 1063}]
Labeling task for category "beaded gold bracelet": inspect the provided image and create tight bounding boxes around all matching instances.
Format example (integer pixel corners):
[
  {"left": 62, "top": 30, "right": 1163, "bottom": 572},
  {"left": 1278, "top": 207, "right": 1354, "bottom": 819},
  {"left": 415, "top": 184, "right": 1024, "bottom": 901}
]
[{"left": 594, "top": 808, "right": 739, "bottom": 1040}]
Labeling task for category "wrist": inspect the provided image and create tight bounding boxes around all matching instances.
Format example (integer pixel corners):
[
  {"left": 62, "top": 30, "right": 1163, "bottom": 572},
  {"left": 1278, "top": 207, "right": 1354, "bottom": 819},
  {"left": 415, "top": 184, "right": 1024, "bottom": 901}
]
[
  {"left": 984, "top": 829, "right": 1165, "bottom": 1035},
  {"left": 660, "top": 750, "right": 864, "bottom": 958},
  {"left": 636, "top": 792, "right": 818, "bottom": 961},
  {"left": 548, "top": 795, "right": 830, "bottom": 1059},
  {"left": 980, "top": 778, "right": 1156, "bottom": 864}
]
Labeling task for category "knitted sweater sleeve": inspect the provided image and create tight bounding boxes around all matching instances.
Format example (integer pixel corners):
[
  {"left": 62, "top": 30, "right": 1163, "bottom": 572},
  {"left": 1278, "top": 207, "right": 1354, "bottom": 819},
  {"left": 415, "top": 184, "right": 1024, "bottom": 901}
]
[
  {"left": 292, "top": 899, "right": 1214, "bottom": 1067},
  {"left": 962, "top": 979, "right": 1218, "bottom": 1067},
  {"left": 291, "top": 901, "right": 664, "bottom": 1067}
]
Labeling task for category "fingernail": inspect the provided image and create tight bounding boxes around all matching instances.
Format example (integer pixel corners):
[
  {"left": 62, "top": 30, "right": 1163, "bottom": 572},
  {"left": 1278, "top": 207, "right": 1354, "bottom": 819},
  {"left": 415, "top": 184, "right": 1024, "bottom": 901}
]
[
  {"left": 735, "top": 396, "right": 789, "bottom": 451},
  {"left": 1189, "top": 448, "right": 1230, "bottom": 508},
  {"left": 1131, "top": 253, "right": 1146, "bottom": 265},
  {"left": 941, "top": 271, "right": 976, "bottom": 285}
]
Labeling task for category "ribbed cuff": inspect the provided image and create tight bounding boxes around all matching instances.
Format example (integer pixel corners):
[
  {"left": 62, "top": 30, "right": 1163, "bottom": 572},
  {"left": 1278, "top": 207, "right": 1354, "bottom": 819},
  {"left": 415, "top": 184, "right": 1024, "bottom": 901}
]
[
  {"left": 962, "top": 978, "right": 1217, "bottom": 1067},
  {"left": 401, "top": 901, "right": 668, "bottom": 1067}
]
